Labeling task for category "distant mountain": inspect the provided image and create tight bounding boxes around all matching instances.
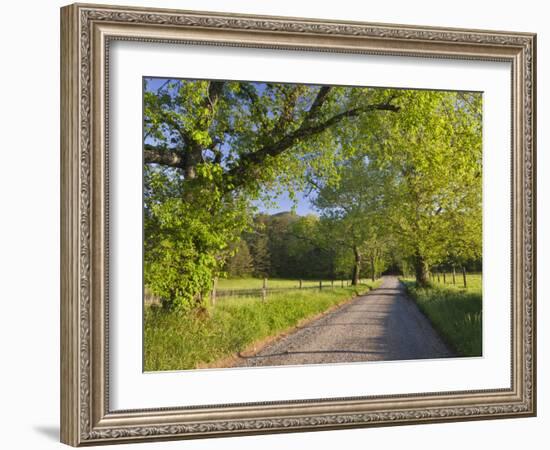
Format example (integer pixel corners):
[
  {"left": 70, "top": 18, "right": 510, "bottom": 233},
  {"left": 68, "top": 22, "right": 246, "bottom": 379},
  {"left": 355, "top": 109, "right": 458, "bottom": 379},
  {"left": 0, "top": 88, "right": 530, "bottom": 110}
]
[{"left": 270, "top": 211, "right": 297, "bottom": 218}]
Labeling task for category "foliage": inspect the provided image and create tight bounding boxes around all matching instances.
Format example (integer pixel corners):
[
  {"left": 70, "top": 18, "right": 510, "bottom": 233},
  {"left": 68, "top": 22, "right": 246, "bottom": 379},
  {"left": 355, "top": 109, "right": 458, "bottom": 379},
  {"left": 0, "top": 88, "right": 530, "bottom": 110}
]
[
  {"left": 144, "top": 79, "right": 400, "bottom": 308},
  {"left": 308, "top": 90, "right": 481, "bottom": 285},
  {"left": 368, "top": 91, "right": 483, "bottom": 283},
  {"left": 244, "top": 215, "right": 272, "bottom": 277},
  {"left": 224, "top": 240, "right": 254, "bottom": 278},
  {"left": 144, "top": 78, "right": 482, "bottom": 305},
  {"left": 315, "top": 157, "right": 393, "bottom": 283},
  {"left": 144, "top": 165, "right": 252, "bottom": 309}
]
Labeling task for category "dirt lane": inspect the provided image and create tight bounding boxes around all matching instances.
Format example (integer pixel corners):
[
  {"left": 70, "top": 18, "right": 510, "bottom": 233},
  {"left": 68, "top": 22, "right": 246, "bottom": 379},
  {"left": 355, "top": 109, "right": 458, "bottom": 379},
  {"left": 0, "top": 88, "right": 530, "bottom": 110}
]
[{"left": 234, "top": 276, "right": 453, "bottom": 367}]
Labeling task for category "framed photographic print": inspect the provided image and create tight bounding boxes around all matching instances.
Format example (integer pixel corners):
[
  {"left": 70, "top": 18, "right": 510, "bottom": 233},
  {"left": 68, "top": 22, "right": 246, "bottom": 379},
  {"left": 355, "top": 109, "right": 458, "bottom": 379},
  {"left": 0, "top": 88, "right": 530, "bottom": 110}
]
[{"left": 60, "top": 3, "right": 537, "bottom": 446}]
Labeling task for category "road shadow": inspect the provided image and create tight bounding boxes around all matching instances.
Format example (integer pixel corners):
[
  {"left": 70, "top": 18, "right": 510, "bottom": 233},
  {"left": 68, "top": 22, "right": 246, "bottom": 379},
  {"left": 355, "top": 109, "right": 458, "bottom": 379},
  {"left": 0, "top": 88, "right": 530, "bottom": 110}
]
[{"left": 246, "top": 349, "right": 388, "bottom": 359}]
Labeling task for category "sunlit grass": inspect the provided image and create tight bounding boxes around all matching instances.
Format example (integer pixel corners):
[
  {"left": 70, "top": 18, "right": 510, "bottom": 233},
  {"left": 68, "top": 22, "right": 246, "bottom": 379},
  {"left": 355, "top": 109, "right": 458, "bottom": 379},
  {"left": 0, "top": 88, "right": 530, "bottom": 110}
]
[
  {"left": 401, "top": 274, "right": 482, "bottom": 357},
  {"left": 144, "top": 280, "right": 380, "bottom": 371},
  {"left": 428, "top": 272, "right": 482, "bottom": 293}
]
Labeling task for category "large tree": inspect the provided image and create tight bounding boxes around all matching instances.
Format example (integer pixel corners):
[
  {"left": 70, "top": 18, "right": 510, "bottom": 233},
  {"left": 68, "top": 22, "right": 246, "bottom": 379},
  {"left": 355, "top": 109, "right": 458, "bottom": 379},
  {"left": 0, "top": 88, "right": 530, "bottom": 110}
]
[
  {"left": 143, "top": 79, "right": 400, "bottom": 308},
  {"left": 369, "top": 90, "right": 482, "bottom": 285},
  {"left": 313, "top": 90, "right": 482, "bottom": 286},
  {"left": 315, "top": 157, "right": 392, "bottom": 285},
  {"left": 144, "top": 80, "right": 399, "bottom": 190}
]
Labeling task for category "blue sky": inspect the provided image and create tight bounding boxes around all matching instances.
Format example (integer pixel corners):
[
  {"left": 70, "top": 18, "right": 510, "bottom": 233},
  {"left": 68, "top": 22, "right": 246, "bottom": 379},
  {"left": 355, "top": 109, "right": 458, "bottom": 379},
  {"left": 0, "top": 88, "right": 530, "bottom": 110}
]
[{"left": 254, "top": 190, "right": 318, "bottom": 216}]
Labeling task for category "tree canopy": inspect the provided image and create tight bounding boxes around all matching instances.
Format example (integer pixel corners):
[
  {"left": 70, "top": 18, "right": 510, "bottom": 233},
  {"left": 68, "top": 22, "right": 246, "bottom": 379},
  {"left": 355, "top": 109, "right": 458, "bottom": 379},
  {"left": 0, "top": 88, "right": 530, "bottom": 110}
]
[{"left": 143, "top": 78, "right": 482, "bottom": 309}]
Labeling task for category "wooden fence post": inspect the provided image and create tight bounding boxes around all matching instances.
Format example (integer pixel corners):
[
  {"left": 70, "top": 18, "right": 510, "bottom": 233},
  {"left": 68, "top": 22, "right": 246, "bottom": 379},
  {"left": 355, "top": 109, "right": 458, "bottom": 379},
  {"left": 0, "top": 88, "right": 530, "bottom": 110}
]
[
  {"left": 452, "top": 266, "right": 456, "bottom": 285},
  {"left": 462, "top": 267, "right": 467, "bottom": 288},
  {"left": 211, "top": 277, "right": 218, "bottom": 306}
]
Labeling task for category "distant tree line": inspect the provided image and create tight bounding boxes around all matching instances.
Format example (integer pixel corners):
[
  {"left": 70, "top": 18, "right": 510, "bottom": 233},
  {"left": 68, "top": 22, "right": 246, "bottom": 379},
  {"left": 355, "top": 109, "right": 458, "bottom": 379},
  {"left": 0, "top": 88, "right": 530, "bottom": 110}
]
[
  {"left": 224, "top": 208, "right": 482, "bottom": 283},
  {"left": 225, "top": 212, "right": 345, "bottom": 280}
]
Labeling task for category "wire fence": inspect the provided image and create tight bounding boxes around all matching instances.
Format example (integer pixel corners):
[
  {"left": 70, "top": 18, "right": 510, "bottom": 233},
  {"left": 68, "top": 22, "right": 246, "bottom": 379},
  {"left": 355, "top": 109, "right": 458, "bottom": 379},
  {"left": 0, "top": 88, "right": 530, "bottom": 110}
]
[
  {"left": 427, "top": 268, "right": 482, "bottom": 289},
  {"left": 215, "top": 279, "right": 370, "bottom": 300},
  {"left": 145, "top": 278, "right": 374, "bottom": 305}
]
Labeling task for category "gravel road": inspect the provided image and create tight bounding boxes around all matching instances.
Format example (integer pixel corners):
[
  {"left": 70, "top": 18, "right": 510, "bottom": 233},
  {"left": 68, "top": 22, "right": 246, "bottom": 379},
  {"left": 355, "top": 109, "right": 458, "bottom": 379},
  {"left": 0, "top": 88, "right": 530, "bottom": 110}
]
[{"left": 234, "top": 276, "right": 453, "bottom": 368}]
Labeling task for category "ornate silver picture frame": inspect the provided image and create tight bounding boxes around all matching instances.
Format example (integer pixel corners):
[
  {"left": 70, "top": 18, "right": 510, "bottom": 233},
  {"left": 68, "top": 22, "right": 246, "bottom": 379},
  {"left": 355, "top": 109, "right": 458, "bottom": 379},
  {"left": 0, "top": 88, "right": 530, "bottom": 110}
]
[{"left": 60, "top": 3, "right": 536, "bottom": 446}]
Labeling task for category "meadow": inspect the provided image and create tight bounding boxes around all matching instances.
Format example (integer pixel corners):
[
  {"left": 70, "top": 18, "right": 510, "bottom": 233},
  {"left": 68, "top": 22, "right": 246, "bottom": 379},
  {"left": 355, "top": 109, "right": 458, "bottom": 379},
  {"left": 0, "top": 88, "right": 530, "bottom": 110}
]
[
  {"left": 144, "top": 280, "right": 379, "bottom": 371},
  {"left": 216, "top": 278, "right": 352, "bottom": 290},
  {"left": 401, "top": 273, "right": 482, "bottom": 357}
]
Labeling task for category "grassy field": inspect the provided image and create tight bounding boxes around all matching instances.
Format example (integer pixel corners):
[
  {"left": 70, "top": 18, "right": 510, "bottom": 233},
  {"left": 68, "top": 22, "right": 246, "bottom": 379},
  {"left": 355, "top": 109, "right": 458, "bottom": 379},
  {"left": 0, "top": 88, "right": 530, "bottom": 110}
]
[
  {"left": 216, "top": 277, "right": 367, "bottom": 290},
  {"left": 401, "top": 273, "right": 482, "bottom": 357},
  {"left": 144, "top": 280, "right": 380, "bottom": 371},
  {"left": 144, "top": 277, "right": 371, "bottom": 305}
]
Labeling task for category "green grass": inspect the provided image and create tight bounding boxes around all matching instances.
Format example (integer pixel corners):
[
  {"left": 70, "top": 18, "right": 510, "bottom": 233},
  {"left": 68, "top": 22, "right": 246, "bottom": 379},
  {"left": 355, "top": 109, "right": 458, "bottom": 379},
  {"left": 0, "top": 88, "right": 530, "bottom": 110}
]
[
  {"left": 144, "top": 280, "right": 380, "bottom": 371},
  {"left": 429, "top": 272, "right": 482, "bottom": 292},
  {"left": 401, "top": 274, "right": 482, "bottom": 357},
  {"left": 216, "top": 277, "right": 363, "bottom": 290}
]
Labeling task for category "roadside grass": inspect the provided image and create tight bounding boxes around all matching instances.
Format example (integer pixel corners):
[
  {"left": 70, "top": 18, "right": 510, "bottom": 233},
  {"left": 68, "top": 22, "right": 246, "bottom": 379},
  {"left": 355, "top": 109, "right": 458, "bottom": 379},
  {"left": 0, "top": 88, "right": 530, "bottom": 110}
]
[
  {"left": 401, "top": 274, "right": 482, "bottom": 357},
  {"left": 144, "top": 280, "right": 380, "bottom": 371}
]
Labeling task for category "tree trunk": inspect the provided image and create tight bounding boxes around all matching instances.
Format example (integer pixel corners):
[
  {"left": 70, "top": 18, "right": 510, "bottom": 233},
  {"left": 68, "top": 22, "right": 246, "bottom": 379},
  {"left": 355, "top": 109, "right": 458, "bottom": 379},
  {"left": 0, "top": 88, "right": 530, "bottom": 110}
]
[
  {"left": 211, "top": 276, "right": 218, "bottom": 307},
  {"left": 352, "top": 246, "right": 361, "bottom": 286},
  {"left": 160, "top": 297, "right": 172, "bottom": 311},
  {"left": 371, "top": 256, "right": 376, "bottom": 282},
  {"left": 184, "top": 144, "right": 203, "bottom": 180},
  {"left": 414, "top": 253, "right": 429, "bottom": 286},
  {"left": 193, "top": 291, "right": 204, "bottom": 309}
]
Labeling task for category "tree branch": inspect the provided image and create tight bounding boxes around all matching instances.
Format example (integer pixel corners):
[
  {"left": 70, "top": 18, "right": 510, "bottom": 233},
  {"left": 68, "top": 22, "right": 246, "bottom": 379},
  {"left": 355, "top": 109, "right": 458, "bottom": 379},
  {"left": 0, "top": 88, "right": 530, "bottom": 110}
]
[
  {"left": 207, "top": 81, "right": 225, "bottom": 110},
  {"left": 144, "top": 86, "right": 399, "bottom": 186},
  {"left": 303, "top": 86, "right": 332, "bottom": 124},
  {"left": 228, "top": 101, "right": 399, "bottom": 183},
  {"left": 272, "top": 86, "right": 302, "bottom": 135},
  {"left": 144, "top": 144, "right": 186, "bottom": 169},
  {"left": 144, "top": 81, "right": 226, "bottom": 175}
]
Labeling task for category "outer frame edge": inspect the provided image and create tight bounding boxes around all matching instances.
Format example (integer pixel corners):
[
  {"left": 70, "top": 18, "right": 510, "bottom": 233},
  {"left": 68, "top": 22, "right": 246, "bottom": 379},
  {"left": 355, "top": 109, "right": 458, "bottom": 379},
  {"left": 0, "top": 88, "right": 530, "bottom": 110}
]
[
  {"left": 61, "top": 2, "right": 536, "bottom": 445},
  {"left": 61, "top": 3, "right": 81, "bottom": 447}
]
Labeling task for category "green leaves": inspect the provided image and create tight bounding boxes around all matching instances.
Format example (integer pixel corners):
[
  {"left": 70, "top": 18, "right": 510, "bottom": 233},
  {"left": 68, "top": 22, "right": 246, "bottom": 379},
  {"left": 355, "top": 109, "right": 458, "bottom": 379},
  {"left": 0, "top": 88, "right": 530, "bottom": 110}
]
[
  {"left": 143, "top": 77, "right": 482, "bottom": 303},
  {"left": 144, "top": 164, "right": 253, "bottom": 309},
  {"left": 313, "top": 89, "right": 482, "bottom": 282},
  {"left": 379, "top": 91, "right": 481, "bottom": 274}
]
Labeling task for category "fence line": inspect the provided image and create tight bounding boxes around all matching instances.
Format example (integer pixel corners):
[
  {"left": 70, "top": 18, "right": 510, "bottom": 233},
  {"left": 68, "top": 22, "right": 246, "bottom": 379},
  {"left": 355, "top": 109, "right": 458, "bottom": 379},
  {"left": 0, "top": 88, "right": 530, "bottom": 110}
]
[
  {"left": 215, "top": 279, "right": 372, "bottom": 302},
  {"left": 144, "top": 278, "right": 374, "bottom": 305},
  {"left": 429, "top": 267, "right": 477, "bottom": 288}
]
